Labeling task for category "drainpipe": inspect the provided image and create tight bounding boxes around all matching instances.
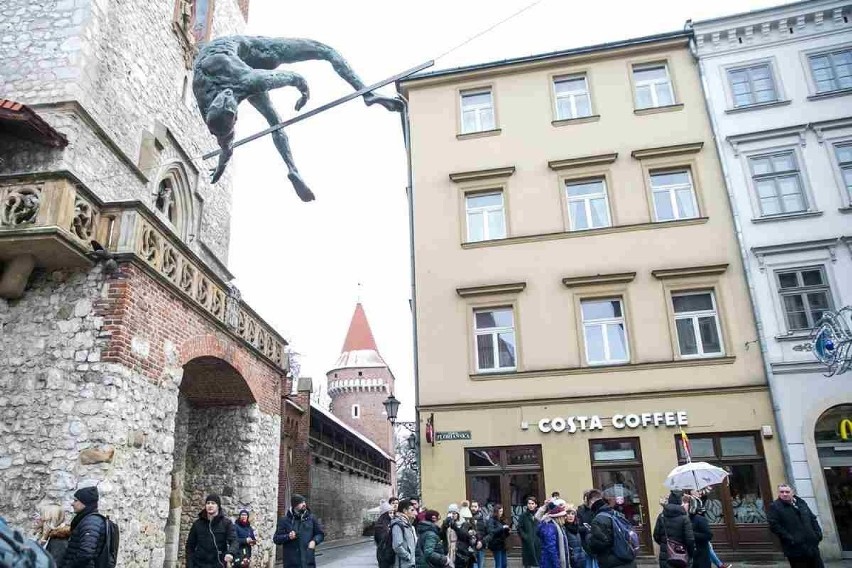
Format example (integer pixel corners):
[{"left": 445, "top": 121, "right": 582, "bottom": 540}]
[
  {"left": 397, "top": 94, "right": 423, "bottom": 496},
  {"left": 686, "top": 27, "right": 796, "bottom": 487}
]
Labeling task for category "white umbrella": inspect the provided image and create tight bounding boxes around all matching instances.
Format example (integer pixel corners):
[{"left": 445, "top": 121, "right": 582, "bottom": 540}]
[{"left": 665, "top": 461, "right": 728, "bottom": 490}]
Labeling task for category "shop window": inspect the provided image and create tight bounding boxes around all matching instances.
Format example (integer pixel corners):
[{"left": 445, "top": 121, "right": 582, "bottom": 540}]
[
  {"left": 465, "top": 445, "right": 544, "bottom": 532},
  {"left": 815, "top": 404, "right": 852, "bottom": 553},
  {"left": 674, "top": 431, "right": 773, "bottom": 551}
]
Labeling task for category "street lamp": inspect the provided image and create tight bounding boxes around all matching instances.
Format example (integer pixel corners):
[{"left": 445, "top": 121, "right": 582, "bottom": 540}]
[{"left": 382, "top": 393, "right": 401, "bottom": 425}]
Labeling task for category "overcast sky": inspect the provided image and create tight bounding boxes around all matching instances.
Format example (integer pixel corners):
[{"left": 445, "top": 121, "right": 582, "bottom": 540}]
[{"left": 227, "top": 0, "right": 792, "bottom": 420}]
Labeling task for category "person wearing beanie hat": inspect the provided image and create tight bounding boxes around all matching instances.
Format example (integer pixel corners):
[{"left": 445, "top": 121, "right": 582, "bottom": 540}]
[
  {"left": 274, "top": 494, "right": 325, "bottom": 567},
  {"left": 653, "top": 492, "right": 695, "bottom": 568},
  {"left": 234, "top": 509, "right": 257, "bottom": 567},
  {"left": 185, "top": 493, "right": 238, "bottom": 567},
  {"left": 518, "top": 495, "right": 541, "bottom": 568},
  {"left": 458, "top": 500, "right": 473, "bottom": 522},
  {"left": 536, "top": 498, "right": 569, "bottom": 568},
  {"left": 374, "top": 495, "right": 399, "bottom": 561},
  {"left": 60, "top": 485, "right": 106, "bottom": 568}
]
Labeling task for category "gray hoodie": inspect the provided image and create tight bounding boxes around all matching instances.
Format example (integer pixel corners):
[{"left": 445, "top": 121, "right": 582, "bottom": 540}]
[{"left": 391, "top": 515, "right": 417, "bottom": 568}]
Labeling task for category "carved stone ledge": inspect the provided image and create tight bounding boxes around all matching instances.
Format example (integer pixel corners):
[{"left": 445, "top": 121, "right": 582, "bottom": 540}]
[
  {"left": 456, "top": 281, "right": 527, "bottom": 297},
  {"left": 651, "top": 264, "right": 729, "bottom": 280},
  {"left": 548, "top": 152, "right": 618, "bottom": 171},
  {"left": 631, "top": 142, "right": 704, "bottom": 160},
  {"left": 561, "top": 272, "right": 636, "bottom": 288},
  {"left": 449, "top": 166, "right": 515, "bottom": 183}
]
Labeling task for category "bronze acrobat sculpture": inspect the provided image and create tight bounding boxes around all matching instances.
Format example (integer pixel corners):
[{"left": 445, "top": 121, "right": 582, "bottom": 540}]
[{"left": 193, "top": 36, "right": 403, "bottom": 202}]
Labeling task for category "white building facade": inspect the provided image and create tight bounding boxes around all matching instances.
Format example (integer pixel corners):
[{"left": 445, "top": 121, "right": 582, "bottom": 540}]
[{"left": 693, "top": 0, "right": 852, "bottom": 559}]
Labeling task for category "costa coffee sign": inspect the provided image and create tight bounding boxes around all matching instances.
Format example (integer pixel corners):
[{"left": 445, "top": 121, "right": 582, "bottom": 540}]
[{"left": 535, "top": 410, "right": 688, "bottom": 434}]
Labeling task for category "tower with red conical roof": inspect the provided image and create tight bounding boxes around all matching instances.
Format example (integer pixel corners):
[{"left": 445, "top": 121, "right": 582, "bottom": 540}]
[{"left": 327, "top": 302, "right": 395, "bottom": 454}]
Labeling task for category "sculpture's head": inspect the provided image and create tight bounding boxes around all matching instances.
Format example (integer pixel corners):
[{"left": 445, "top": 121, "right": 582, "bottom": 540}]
[{"left": 206, "top": 88, "right": 238, "bottom": 138}]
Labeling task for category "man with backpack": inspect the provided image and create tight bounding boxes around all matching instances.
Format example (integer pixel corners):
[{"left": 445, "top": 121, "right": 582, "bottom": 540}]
[
  {"left": 587, "top": 489, "right": 637, "bottom": 568},
  {"left": 60, "top": 487, "right": 106, "bottom": 568},
  {"left": 385, "top": 499, "right": 417, "bottom": 568}
]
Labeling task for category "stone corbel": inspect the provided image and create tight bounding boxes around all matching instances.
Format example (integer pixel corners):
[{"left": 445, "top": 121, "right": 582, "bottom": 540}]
[
  {"left": 755, "top": 252, "right": 767, "bottom": 272},
  {"left": 811, "top": 118, "right": 852, "bottom": 144}
]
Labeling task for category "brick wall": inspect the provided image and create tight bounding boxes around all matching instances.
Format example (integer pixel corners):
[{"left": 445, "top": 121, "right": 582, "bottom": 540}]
[
  {"left": 96, "top": 261, "right": 284, "bottom": 415},
  {"left": 279, "top": 388, "right": 311, "bottom": 516}
]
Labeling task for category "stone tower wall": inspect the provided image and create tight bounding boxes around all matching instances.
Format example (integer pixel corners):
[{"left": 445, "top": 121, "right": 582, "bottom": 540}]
[{"left": 327, "top": 366, "right": 395, "bottom": 454}]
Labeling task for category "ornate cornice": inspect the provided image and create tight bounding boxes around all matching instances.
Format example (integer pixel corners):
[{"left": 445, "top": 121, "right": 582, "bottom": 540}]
[
  {"left": 561, "top": 272, "right": 636, "bottom": 288},
  {"left": 449, "top": 166, "right": 515, "bottom": 183},
  {"left": 651, "top": 263, "right": 729, "bottom": 280},
  {"left": 547, "top": 152, "right": 618, "bottom": 171},
  {"left": 456, "top": 281, "right": 527, "bottom": 297}
]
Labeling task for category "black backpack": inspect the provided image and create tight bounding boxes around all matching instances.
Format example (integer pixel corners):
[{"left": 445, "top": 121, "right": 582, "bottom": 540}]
[
  {"left": 94, "top": 515, "right": 119, "bottom": 568},
  {"left": 377, "top": 523, "right": 397, "bottom": 567}
]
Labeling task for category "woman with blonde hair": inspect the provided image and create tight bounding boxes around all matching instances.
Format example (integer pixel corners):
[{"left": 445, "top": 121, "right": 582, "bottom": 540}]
[{"left": 32, "top": 502, "right": 70, "bottom": 564}]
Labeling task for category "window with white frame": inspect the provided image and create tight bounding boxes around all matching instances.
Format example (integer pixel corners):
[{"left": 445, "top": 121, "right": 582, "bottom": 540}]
[
  {"left": 748, "top": 151, "right": 807, "bottom": 216},
  {"left": 776, "top": 267, "right": 834, "bottom": 332},
  {"left": 460, "top": 89, "right": 495, "bottom": 134},
  {"left": 351, "top": 404, "right": 360, "bottom": 419},
  {"left": 672, "top": 292, "right": 724, "bottom": 358},
  {"left": 728, "top": 64, "right": 778, "bottom": 107},
  {"left": 834, "top": 142, "right": 852, "bottom": 202},
  {"left": 565, "top": 178, "right": 611, "bottom": 230},
  {"left": 808, "top": 48, "right": 852, "bottom": 94},
  {"left": 554, "top": 74, "right": 592, "bottom": 120},
  {"left": 581, "top": 298, "right": 629, "bottom": 365},
  {"left": 465, "top": 192, "right": 506, "bottom": 242},
  {"left": 650, "top": 170, "right": 698, "bottom": 221},
  {"left": 632, "top": 64, "right": 675, "bottom": 109},
  {"left": 474, "top": 307, "right": 516, "bottom": 372}
]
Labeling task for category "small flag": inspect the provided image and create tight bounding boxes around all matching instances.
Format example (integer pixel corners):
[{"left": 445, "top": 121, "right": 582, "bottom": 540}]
[{"left": 680, "top": 428, "right": 692, "bottom": 462}]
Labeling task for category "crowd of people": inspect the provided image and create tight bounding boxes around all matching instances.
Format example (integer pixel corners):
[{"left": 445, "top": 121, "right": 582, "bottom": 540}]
[{"left": 372, "top": 483, "right": 825, "bottom": 568}]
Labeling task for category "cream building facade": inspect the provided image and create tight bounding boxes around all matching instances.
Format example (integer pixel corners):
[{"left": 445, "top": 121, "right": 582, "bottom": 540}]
[{"left": 400, "top": 31, "right": 786, "bottom": 557}]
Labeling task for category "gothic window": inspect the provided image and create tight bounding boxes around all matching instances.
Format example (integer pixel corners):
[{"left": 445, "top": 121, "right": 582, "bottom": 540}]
[
  {"left": 174, "top": 0, "right": 215, "bottom": 44},
  {"left": 153, "top": 163, "right": 195, "bottom": 242}
]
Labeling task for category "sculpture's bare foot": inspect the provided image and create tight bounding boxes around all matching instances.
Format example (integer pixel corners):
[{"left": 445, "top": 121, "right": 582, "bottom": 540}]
[
  {"left": 210, "top": 164, "right": 226, "bottom": 184},
  {"left": 364, "top": 93, "right": 404, "bottom": 113},
  {"left": 288, "top": 172, "right": 315, "bottom": 202}
]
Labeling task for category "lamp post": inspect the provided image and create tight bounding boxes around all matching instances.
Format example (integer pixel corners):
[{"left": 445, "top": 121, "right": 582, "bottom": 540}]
[{"left": 383, "top": 393, "right": 420, "bottom": 498}]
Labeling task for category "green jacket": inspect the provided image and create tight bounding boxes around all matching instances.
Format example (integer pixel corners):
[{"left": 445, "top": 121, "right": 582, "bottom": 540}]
[
  {"left": 518, "top": 510, "right": 541, "bottom": 566},
  {"left": 416, "top": 522, "right": 447, "bottom": 568}
]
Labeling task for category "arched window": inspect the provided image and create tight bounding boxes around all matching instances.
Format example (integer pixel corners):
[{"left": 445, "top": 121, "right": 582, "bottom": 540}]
[{"left": 153, "top": 163, "right": 194, "bottom": 241}]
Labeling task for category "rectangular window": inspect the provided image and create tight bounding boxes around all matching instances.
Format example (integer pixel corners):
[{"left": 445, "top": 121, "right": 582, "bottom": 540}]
[
  {"left": 633, "top": 64, "right": 675, "bottom": 109},
  {"left": 650, "top": 170, "right": 698, "bottom": 221},
  {"left": 835, "top": 143, "right": 852, "bottom": 201},
  {"left": 565, "top": 178, "right": 611, "bottom": 230},
  {"left": 581, "top": 298, "right": 629, "bottom": 365},
  {"left": 728, "top": 64, "right": 778, "bottom": 107},
  {"left": 673, "top": 291, "right": 724, "bottom": 358},
  {"left": 465, "top": 192, "right": 506, "bottom": 242},
  {"left": 460, "top": 89, "right": 495, "bottom": 134},
  {"left": 748, "top": 151, "right": 807, "bottom": 216},
  {"left": 554, "top": 74, "right": 592, "bottom": 120},
  {"left": 474, "top": 307, "right": 516, "bottom": 372},
  {"left": 808, "top": 48, "right": 852, "bottom": 94},
  {"left": 776, "top": 267, "right": 833, "bottom": 331}
]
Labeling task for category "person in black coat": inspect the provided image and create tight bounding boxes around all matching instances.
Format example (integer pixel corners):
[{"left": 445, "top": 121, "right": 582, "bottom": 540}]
[
  {"left": 688, "top": 497, "right": 713, "bottom": 568},
  {"left": 767, "top": 484, "right": 823, "bottom": 568},
  {"left": 273, "top": 494, "right": 325, "bottom": 568},
  {"left": 483, "top": 505, "right": 511, "bottom": 568},
  {"left": 652, "top": 491, "right": 695, "bottom": 568},
  {"left": 587, "top": 491, "right": 636, "bottom": 568},
  {"left": 60, "top": 486, "right": 106, "bottom": 568},
  {"left": 185, "top": 494, "right": 238, "bottom": 568}
]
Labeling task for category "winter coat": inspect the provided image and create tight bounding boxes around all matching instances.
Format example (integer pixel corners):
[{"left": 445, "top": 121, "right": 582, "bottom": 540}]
[
  {"left": 376, "top": 512, "right": 394, "bottom": 546},
  {"left": 186, "top": 511, "right": 238, "bottom": 568},
  {"left": 470, "top": 511, "right": 488, "bottom": 540},
  {"left": 767, "top": 497, "right": 823, "bottom": 559},
  {"left": 441, "top": 520, "right": 475, "bottom": 568},
  {"left": 538, "top": 521, "right": 569, "bottom": 568},
  {"left": 588, "top": 501, "right": 637, "bottom": 568},
  {"left": 60, "top": 506, "right": 105, "bottom": 568},
  {"left": 44, "top": 525, "right": 71, "bottom": 566},
  {"left": 577, "top": 505, "right": 595, "bottom": 529},
  {"left": 234, "top": 519, "right": 256, "bottom": 560},
  {"left": 690, "top": 514, "right": 712, "bottom": 568},
  {"left": 416, "top": 522, "right": 448, "bottom": 568},
  {"left": 273, "top": 508, "right": 325, "bottom": 568},
  {"left": 652, "top": 504, "right": 695, "bottom": 568},
  {"left": 391, "top": 516, "right": 417, "bottom": 568},
  {"left": 518, "top": 510, "right": 541, "bottom": 566},
  {"left": 565, "top": 522, "right": 588, "bottom": 568},
  {"left": 483, "top": 515, "right": 509, "bottom": 552}
]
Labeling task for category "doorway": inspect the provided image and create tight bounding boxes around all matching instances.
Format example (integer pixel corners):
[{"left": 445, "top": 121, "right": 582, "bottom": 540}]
[
  {"left": 590, "top": 438, "right": 653, "bottom": 554},
  {"left": 815, "top": 404, "right": 852, "bottom": 558}
]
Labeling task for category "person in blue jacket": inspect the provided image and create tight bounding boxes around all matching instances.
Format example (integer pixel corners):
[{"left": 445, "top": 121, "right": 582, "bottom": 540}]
[
  {"left": 273, "top": 494, "right": 325, "bottom": 568},
  {"left": 234, "top": 509, "right": 257, "bottom": 566}
]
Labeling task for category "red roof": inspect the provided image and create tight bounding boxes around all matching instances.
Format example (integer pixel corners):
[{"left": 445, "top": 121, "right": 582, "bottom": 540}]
[
  {"left": 0, "top": 99, "right": 68, "bottom": 148},
  {"left": 341, "top": 302, "right": 380, "bottom": 353}
]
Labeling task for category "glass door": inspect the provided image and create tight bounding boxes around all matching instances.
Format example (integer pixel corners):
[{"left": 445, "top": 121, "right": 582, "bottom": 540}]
[{"left": 590, "top": 438, "right": 653, "bottom": 554}]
